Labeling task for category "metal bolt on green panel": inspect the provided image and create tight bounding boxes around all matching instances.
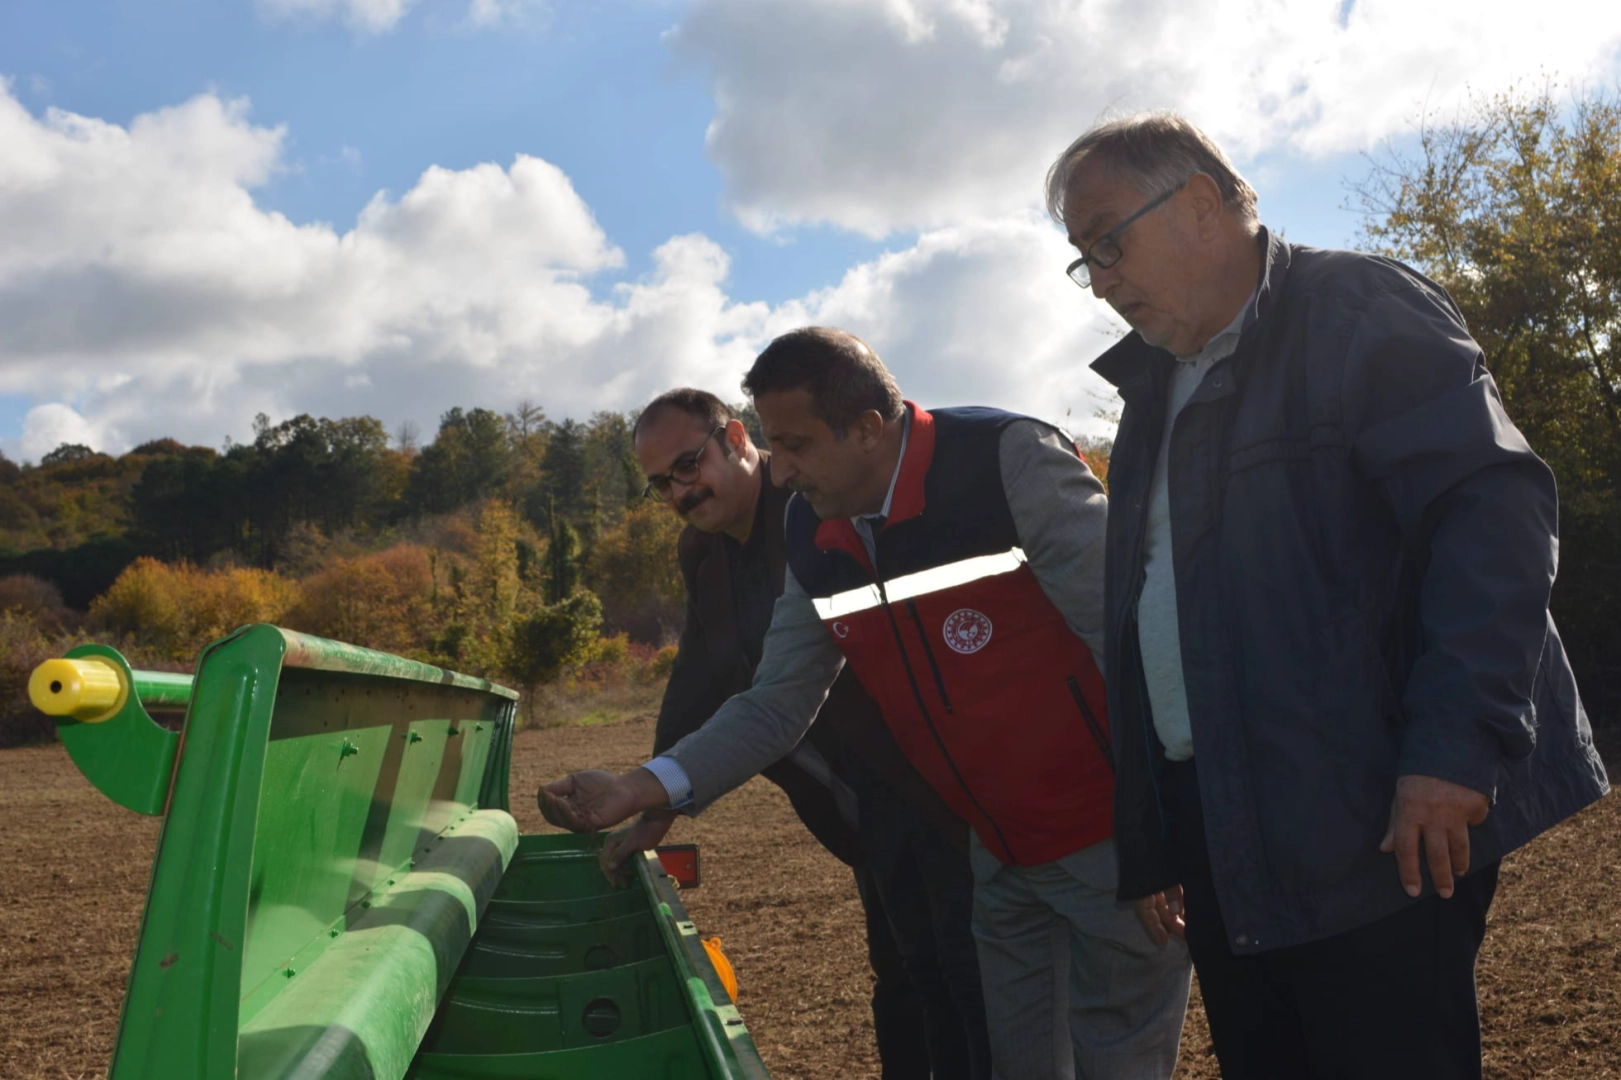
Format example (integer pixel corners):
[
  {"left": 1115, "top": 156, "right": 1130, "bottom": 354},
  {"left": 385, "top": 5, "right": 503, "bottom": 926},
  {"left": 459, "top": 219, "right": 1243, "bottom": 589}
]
[{"left": 31, "top": 626, "right": 770, "bottom": 1080}]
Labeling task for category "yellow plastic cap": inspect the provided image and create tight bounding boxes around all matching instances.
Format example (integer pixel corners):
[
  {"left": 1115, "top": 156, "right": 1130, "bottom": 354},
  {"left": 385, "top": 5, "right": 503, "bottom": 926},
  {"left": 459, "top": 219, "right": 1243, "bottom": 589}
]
[
  {"left": 28, "top": 658, "right": 127, "bottom": 722},
  {"left": 702, "top": 936, "right": 739, "bottom": 1003}
]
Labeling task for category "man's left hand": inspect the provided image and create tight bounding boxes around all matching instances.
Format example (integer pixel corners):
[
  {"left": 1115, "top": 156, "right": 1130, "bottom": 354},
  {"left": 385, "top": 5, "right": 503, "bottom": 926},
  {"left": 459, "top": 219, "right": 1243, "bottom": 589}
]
[{"left": 1379, "top": 774, "right": 1491, "bottom": 899}]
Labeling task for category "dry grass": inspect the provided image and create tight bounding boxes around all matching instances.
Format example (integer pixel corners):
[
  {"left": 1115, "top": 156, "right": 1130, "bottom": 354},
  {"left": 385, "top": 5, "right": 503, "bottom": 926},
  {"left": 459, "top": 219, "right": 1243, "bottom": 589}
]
[{"left": 1, "top": 718, "right": 1616, "bottom": 1079}]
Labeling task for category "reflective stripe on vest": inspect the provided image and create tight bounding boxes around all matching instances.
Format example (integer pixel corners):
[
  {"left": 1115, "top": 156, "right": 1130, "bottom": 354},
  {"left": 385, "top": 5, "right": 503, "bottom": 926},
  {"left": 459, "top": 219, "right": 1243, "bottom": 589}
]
[{"left": 811, "top": 547, "right": 1027, "bottom": 619}]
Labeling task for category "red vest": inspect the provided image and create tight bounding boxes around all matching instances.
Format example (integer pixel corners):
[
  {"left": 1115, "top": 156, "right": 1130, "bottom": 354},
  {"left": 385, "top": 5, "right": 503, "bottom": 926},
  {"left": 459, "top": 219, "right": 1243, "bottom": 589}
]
[{"left": 785, "top": 404, "right": 1114, "bottom": 866}]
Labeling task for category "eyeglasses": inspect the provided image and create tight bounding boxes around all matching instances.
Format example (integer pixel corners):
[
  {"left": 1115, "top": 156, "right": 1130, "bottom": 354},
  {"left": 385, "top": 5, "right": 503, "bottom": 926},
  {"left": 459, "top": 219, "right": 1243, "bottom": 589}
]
[
  {"left": 1065, "top": 180, "right": 1186, "bottom": 288},
  {"left": 642, "top": 427, "right": 725, "bottom": 501}
]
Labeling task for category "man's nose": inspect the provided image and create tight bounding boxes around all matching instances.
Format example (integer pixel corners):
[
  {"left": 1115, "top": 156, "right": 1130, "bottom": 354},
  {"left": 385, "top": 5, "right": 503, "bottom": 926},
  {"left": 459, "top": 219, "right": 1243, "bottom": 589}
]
[
  {"left": 769, "top": 458, "right": 795, "bottom": 488},
  {"left": 1087, "top": 262, "right": 1118, "bottom": 300}
]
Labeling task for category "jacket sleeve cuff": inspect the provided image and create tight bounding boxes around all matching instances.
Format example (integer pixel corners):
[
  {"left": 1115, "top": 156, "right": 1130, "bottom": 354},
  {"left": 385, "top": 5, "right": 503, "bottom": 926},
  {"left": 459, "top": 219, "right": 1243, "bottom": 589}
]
[
  {"left": 1395, "top": 721, "right": 1503, "bottom": 803},
  {"left": 642, "top": 756, "right": 696, "bottom": 810}
]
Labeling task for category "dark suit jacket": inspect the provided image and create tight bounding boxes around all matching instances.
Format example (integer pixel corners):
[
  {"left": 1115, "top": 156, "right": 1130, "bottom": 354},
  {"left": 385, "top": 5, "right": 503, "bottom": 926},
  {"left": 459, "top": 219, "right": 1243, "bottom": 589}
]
[{"left": 653, "top": 455, "right": 965, "bottom": 865}]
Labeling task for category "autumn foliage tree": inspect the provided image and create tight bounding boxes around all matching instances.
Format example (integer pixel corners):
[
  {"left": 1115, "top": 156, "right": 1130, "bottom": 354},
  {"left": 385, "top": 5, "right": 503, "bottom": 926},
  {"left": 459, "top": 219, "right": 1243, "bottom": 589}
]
[
  {"left": 587, "top": 502, "right": 686, "bottom": 642},
  {"left": 88, "top": 558, "right": 298, "bottom": 660},
  {"left": 1351, "top": 83, "right": 1621, "bottom": 722}
]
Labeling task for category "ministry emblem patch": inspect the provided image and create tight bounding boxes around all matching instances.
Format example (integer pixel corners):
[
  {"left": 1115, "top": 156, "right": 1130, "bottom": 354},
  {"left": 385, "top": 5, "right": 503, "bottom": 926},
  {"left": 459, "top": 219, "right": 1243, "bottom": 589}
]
[{"left": 942, "top": 609, "right": 993, "bottom": 655}]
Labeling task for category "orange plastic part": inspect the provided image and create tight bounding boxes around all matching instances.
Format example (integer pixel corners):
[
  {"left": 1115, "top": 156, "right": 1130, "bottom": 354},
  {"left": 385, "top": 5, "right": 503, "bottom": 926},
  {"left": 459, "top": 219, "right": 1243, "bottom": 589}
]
[{"left": 702, "top": 936, "right": 739, "bottom": 1003}]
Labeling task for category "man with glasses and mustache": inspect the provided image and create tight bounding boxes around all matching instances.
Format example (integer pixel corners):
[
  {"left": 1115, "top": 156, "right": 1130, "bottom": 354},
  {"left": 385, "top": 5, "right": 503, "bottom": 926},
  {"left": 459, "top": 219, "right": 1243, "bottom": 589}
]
[
  {"left": 616, "top": 388, "right": 992, "bottom": 1080},
  {"left": 1048, "top": 112, "right": 1609, "bottom": 1078}
]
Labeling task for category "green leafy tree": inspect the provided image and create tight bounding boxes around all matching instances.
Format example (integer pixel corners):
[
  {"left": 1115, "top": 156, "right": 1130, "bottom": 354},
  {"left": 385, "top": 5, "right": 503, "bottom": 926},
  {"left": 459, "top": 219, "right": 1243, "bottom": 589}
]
[
  {"left": 528, "top": 417, "right": 589, "bottom": 531},
  {"left": 504, "top": 590, "right": 603, "bottom": 692},
  {"left": 587, "top": 501, "right": 685, "bottom": 641},
  {"left": 406, "top": 407, "right": 513, "bottom": 515},
  {"left": 1350, "top": 83, "right": 1621, "bottom": 722},
  {"left": 40, "top": 443, "right": 99, "bottom": 466},
  {"left": 546, "top": 507, "right": 581, "bottom": 604}
]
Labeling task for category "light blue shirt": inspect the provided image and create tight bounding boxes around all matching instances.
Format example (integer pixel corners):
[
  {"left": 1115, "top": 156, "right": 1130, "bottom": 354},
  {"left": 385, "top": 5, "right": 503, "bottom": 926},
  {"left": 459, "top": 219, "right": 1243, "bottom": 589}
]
[{"left": 1137, "top": 293, "right": 1255, "bottom": 761}]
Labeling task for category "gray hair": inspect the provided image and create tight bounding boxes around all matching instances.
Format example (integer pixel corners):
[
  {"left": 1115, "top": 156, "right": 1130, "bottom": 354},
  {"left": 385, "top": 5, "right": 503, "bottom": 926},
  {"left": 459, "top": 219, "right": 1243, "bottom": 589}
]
[{"left": 1045, "top": 111, "right": 1259, "bottom": 227}]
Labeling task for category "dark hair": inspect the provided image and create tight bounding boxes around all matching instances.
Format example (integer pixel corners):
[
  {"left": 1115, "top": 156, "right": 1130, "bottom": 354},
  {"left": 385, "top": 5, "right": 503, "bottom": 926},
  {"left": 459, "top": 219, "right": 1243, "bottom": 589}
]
[
  {"left": 633, "top": 388, "right": 734, "bottom": 441},
  {"left": 742, "top": 327, "right": 904, "bottom": 435},
  {"left": 1045, "top": 111, "right": 1258, "bottom": 227}
]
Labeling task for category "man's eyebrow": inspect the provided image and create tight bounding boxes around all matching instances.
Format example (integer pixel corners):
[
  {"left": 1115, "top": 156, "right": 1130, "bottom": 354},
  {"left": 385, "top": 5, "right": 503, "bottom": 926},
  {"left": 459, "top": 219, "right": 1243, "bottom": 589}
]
[
  {"left": 1071, "top": 209, "right": 1116, "bottom": 246},
  {"left": 648, "top": 448, "right": 698, "bottom": 477}
]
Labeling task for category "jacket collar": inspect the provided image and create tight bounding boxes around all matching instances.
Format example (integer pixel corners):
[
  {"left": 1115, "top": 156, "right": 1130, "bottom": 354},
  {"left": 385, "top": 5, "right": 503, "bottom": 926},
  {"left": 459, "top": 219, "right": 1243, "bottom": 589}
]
[
  {"left": 1090, "top": 227, "right": 1290, "bottom": 402},
  {"left": 810, "top": 400, "right": 935, "bottom": 568}
]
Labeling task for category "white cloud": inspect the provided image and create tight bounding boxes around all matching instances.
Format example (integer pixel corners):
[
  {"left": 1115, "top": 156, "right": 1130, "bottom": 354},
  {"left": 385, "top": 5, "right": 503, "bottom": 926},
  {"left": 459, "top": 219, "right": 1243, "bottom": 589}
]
[
  {"left": 256, "top": 0, "right": 547, "bottom": 33},
  {"left": 670, "top": 0, "right": 1621, "bottom": 236},
  {"left": 465, "top": 0, "right": 550, "bottom": 28},
  {"left": 18, "top": 404, "right": 110, "bottom": 460},
  {"left": 782, "top": 216, "right": 1124, "bottom": 433},
  {"left": 0, "top": 81, "right": 1127, "bottom": 461},
  {"left": 0, "top": 85, "right": 776, "bottom": 456},
  {"left": 259, "top": 0, "right": 417, "bottom": 33}
]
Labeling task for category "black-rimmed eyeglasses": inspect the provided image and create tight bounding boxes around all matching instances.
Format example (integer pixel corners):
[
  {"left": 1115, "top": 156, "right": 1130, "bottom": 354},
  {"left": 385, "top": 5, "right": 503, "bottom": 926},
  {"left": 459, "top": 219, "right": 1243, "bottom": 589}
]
[
  {"left": 642, "top": 427, "right": 725, "bottom": 501},
  {"left": 1065, "top": 180, "right": 1186, "bottom": 289}
]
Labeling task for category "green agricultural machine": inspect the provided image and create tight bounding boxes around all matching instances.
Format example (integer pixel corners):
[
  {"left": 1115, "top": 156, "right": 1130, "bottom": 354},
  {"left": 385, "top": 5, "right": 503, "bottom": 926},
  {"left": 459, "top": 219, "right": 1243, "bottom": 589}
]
[{"left": 29, "top": 624, "right": 767, "bottom": 1080}]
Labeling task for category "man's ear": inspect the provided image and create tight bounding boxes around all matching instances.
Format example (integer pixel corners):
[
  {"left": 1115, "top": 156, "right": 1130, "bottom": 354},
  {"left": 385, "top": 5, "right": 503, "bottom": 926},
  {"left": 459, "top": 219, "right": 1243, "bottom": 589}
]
[
  {"left": 852, "top": 409, "right": 887, "bottom": 450},
  {"left": 722, "top": 417, "right": 749, "bottom": 456},
  {"left": 1186, "top": 172, "right": 1224, "bottom": 237}
]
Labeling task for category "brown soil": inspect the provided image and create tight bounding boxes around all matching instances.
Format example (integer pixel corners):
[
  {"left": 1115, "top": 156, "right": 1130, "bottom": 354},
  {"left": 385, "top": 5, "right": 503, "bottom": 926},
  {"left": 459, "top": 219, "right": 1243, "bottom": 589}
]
[{"left": 2, "top": 720, "right": 1617, "bottom": 1079}]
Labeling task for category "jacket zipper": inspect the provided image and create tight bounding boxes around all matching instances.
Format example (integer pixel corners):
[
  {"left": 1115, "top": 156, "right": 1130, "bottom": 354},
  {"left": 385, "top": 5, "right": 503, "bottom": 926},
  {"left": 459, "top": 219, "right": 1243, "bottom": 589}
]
[
  {"left": 875, "top": 577, "right": 1016, "bottom": 864},
  {"left": 1066, "top": 675, "right": 1114, "bottom": 774},
  {"left": 1121, "top": 400, "right": 1169, "bottom": 838},
  {"left": 904, "top": 599, "right": 954, "bottom": 714}
]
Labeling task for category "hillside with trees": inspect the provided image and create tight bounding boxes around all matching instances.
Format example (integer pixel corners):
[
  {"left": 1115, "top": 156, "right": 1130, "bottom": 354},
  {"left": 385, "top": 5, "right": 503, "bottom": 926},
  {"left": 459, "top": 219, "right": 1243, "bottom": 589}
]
[{"left": 0, "top": 404, "right": 695, "bottom": 743}]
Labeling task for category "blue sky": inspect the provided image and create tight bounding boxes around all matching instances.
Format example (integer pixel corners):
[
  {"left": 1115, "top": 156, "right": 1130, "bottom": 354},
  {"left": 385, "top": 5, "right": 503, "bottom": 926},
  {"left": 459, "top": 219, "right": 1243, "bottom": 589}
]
[{"left": 2, "top": 0, "right": 1617, "bottom": 459}]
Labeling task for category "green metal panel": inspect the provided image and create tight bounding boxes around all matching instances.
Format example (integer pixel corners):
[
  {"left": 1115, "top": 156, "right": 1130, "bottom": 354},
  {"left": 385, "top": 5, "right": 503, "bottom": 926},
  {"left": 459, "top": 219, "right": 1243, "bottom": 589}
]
[
  {"left": 238, "top": 722, "right": 392, "bottom": 1025},
  {"left": 237, "top": 809, "right": 520, "bottom": 1080},
  {"left": 54, "top": 644, "right": 181, "bottom": 816},
  {"left": 102, "top": 626, "right": 525, "bottom": 1080},
  {"left": 278, "top": 629, "right": 518, "bottom": 700},
  {"left": 111, "top": 623, "right": 287, "bottom": 1079}
]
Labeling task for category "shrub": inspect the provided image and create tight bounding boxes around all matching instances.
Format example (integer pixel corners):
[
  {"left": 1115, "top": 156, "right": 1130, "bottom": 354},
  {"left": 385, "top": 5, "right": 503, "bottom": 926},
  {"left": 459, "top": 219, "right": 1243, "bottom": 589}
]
[
  {"left": 504, "top": 591, "right": 603, "bottom": 692},
  {"left": 0, "top": 574, "right": 78, "bottom": 634},
  {"left": 282, "top": 544, "right": 436, "bottom": 658},
  {"left": 0, "top": 614, "right": 65, "bottom": 747},
  {"left": 649, "top": 644, "right": 678, "bottom": 681},
  {"left": 89, "top": 558, "right": 297, "bottom": 660}
]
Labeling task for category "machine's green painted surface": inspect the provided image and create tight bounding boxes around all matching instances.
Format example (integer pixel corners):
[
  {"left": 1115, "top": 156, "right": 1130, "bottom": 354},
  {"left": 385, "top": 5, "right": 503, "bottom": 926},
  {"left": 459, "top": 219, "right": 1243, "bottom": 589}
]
[
  {"left": 55, "top": 644, "right": 181, "bottom": 816},
  {"left": 130, "top": 668, "right": 194, "bottom": 708},
  {"left": 278, "top": 628, "right": 519, "bottom": 700},
  {"left": 405, "top": 834, "right": 770, "bottom": 1080},
  {"left": 48, "top": 625, "right": 768, "bottom": 1080},
  {"left": 238, "top": 809, "right": 520, "bottom": 1080}
]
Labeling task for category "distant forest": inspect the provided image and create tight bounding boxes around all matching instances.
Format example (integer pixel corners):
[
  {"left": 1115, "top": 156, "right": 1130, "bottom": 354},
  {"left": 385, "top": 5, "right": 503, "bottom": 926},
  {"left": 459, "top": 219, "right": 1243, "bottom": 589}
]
[{"left": 1, "top": 405, "right": 650, "bottom": 603}]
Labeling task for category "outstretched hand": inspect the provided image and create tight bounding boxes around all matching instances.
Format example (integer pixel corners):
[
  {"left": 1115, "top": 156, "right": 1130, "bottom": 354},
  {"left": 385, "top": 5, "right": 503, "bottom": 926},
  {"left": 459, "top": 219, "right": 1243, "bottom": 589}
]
[
  {"left": 1379, "top": 773, "right": 1491, "bottom": 899},
  {"left": 537, "top": 768, "right": 668, "bottom": 834}
]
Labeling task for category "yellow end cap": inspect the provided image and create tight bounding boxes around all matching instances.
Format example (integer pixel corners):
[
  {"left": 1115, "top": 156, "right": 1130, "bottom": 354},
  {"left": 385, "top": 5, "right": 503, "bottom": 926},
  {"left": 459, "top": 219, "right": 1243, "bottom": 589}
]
[
  {"left": 29, "top": 658, "right": 127, "bottom": 722},
  {"left": 702, "top": 936, "right": 739, "bottom": 1003}
]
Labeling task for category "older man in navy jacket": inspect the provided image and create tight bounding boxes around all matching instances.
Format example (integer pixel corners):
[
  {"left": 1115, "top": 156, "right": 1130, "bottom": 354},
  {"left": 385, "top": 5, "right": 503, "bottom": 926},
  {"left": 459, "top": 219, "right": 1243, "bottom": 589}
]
[{"left": 1047, "top": 111, "right": 1609, "bottom": 1079}]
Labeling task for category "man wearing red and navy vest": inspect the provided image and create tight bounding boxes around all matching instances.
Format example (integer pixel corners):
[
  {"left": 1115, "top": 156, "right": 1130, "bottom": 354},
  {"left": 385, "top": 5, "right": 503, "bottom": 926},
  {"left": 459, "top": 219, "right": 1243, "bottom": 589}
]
[{"left": 540, "top": 327, "right": 1192, "bottom": 1079}]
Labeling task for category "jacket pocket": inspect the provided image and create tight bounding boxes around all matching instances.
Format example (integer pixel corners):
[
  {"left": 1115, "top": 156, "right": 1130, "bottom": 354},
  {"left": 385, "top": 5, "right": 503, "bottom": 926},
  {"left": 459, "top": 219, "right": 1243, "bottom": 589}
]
[{"left": 1067, "top": 675, "right": 1114, "bottom": 773}]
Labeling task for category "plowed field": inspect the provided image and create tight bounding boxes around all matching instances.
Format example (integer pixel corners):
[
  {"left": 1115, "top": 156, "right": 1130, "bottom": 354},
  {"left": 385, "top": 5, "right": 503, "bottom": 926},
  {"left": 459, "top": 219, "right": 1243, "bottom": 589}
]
[{"left": 2, "top": 717, "right": 1616, "bottom": 1079}]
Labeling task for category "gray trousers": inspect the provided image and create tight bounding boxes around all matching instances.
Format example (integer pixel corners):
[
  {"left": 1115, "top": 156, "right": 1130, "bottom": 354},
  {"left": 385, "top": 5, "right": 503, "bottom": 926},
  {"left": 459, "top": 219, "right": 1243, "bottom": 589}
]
[{"left": 969, "top": 834, "right": 1191, "bottom": 1080}]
